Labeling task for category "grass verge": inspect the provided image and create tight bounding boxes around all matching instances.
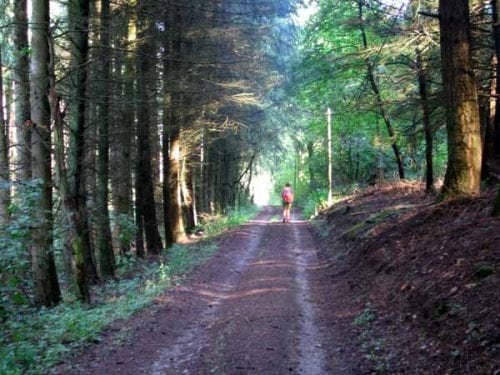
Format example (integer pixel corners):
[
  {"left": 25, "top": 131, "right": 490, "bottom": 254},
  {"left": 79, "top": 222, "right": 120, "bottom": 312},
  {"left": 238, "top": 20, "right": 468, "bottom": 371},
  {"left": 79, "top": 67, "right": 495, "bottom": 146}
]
[{"left": 0, "top": 206, "right": 257, "bottom": 375}]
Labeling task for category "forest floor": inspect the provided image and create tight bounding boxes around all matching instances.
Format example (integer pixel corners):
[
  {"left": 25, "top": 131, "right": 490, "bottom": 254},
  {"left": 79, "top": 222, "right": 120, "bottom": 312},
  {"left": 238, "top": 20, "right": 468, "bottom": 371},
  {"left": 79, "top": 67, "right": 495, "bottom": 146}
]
[{"left": 53, "top": 183, "right": 499, "bottom": 374}]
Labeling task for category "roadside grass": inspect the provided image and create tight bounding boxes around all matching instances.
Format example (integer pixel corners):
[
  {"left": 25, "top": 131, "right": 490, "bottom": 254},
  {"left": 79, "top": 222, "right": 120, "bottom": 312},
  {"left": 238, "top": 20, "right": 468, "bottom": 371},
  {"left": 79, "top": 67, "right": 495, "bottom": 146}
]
[
  {"left": 0, "top": 206, "right": 257, "bottom": 375},
  {"left": 196, "top": 205, "right": 259, "bottom": 237}
]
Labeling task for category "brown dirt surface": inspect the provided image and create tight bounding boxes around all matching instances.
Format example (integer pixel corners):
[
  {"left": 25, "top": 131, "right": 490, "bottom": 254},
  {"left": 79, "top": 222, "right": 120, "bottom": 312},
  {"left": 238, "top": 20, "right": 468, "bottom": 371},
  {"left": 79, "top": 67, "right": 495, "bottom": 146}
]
[
  {"left": 53, "top": 206, "right": 355, "bottom": 374},
  {"left": 53, "top": 184, "right": 500, "bottom": 374},
  {"left": 314, "top": 181, "right": 500, "bottom": 374}
]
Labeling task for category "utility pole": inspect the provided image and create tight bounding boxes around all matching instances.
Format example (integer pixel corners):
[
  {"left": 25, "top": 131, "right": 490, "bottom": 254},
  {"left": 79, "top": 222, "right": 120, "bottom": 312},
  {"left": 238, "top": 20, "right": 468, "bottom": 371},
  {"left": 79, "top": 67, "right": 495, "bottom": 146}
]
[{"left": 327, "top": 107, "right": 333, "bottom": 205}]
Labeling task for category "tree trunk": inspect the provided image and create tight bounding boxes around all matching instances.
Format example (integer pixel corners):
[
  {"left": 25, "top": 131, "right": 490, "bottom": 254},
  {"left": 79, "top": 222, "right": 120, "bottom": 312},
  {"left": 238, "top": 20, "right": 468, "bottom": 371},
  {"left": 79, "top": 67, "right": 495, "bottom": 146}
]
[
  {"left": 95, "top": 0, "right": 115, "bottom": 277},
  {"left": 111, "top": 4, "right": 135, "bottom": 255},
  {"left": 13, "top": 0, "right": 32, "bottom": 181},
  {"left": 439, "top": 0, "right": 482, "bottom": 197},
  {"left": 358, "top": 0, "right": 405, "bottom": 180},
  {"left": 493, "top": 185, "right": 500, "bottom": 216},
  {"left": 46, "top": 0, "right": 93, "bottom": 301},
  {"left": 162, "top": 125, "right": 173, "bottom": 247},
  {"left": 134, "top": 189, "right": 145, "bottom": 257},
  {"left": 307, "top": 141, "right": 315, "bottom": 190},
  {"left": 29, "top": 0, "right": 61, "bottom": 307},
  {"left": 493, "top": 0, "right": 500, "bottom": 157},
  {"left": 183, "top": 158, "right": 197, "bottom": 232},
  {"left": 484, "top": 0, "right": 500, "bottom": 179},
  {"left": 52, "top": 96, "right": 90, "bottom": 302},
  {"left": 0, "top": 47, "right": 10, "bottom": 227},
  {"left": 165, "top": 3, "right": 186, "bottom": 242},
  {"left": 168, "top": 128, "right": 186, "bottom": 242},
  {"left": 483, "top": 52, "right": 497, "bottom": 180},
  {"left": 66, "top": 0, "right": 98, "bottom": 287},
  {"left": 134, "top": 3, "right": 163, "bottom": 255},
  {"left": 416, "top": 49, "right": 435, "bottom": 193}
]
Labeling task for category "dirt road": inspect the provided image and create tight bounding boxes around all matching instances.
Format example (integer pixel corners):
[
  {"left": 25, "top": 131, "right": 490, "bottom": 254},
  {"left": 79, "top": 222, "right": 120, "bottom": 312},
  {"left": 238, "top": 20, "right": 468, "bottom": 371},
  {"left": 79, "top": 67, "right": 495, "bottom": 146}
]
[{"left": 59, "top": 206, "right": 353, "bottom": 374}]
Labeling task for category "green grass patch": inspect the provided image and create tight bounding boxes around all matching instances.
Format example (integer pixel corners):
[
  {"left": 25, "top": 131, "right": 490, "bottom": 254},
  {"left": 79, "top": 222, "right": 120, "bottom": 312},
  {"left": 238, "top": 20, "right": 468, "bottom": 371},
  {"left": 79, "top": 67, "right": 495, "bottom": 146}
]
[
  {"left": 0, "top": 207, "right": 256, "bottom": 375},
  {"left": 196, "top": 205, "right": 258, "bottom": 237}
]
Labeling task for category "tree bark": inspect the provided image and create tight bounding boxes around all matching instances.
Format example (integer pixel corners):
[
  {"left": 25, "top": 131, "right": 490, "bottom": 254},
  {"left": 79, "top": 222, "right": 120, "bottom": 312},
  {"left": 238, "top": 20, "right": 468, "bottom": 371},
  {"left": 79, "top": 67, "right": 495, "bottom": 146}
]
[
  {"left": 135, "top": 1, "right": 163, "bottom": 254},
  {"left": 29, "top": 0, "right": 61, "bottom": 307},
  {"left": 483, "top": 53, "right": 497, "bottom": 180},
  {"left": 493, "top": 185, "right": 500, "bottom": 216},
  {"left": 484, "top": 0, "right": 500, "bottom": 180},
  {"left": 51, "top": 93, "right": 90, "bottom": 302},
  {"left": 162, "top": 125, "right": 173, "bottom": 246},
  {"left": 95, "top": 0, "right": 115, "bottom": 277},
  {"left": 111, "top": 4, "right": 135, "bottom": 255},
  {"left": 0, "top": 47, "right": 11, "bottom": 227},
  {"left": 183, "top": 157, "right": 197, "bottom": 232},
  {"left": 358, "top": 0, "right": 405, "bottom": 180},
  {"left": 66, "top": 0, "right": 98, "bottom": 287},
  {"left": 493, "top": 0, "right": 500, "bottom": 157},
  {"left": 165, "top": 3, "right": 186, "bottom": 242},
  {"left": 13, "top": 0, "right": 32, "bottom": 181},
  {"left": 439, "top": 0, "right": 482, "bottom": 197},
  {"left": 416, "top": 49, "right": 435, "bottom": 193},
  {"left": 168, "top": 128, "right": 186, "bottom": 242}
]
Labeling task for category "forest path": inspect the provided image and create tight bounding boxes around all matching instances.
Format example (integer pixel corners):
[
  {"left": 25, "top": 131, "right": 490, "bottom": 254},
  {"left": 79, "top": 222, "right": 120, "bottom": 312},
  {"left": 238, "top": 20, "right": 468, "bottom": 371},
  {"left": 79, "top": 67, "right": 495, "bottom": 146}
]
[{"left": 58, "top": 206, "right": 352, "bottom": 374}]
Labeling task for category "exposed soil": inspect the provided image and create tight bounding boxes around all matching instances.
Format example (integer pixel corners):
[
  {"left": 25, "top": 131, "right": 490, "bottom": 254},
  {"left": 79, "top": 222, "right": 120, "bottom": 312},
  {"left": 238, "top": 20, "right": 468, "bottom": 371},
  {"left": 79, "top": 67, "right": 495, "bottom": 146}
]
[
  {"left": 54, "top": 184, "right": 500, "bottom": 374},
  {"left": 314, "top": 181, "right": 500, "bottom": 374},
  {"left": 54, "top": 206, "right": 354, "bottom": 374}
]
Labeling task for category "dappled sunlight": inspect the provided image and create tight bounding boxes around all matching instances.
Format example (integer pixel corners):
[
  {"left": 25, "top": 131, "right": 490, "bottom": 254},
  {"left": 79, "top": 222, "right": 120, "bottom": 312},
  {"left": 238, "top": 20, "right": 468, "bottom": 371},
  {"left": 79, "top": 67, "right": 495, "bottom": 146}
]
[
  {"left": 306, "top": 262, "right": 335, "bottom": 271},
  {"left": 172, "top": 285, "right": 290, "bottom": 305},
  {"left": 247, "top": 276, "right": 292, "bottom": 284},
  {"left": 249, "top": 260, "right": 294, "bottom": 269}
]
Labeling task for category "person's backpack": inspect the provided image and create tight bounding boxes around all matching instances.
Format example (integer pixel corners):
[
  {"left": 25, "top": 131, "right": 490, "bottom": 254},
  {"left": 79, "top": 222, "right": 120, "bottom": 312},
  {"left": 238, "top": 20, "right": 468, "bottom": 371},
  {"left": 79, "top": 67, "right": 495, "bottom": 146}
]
[{"left": 282, "top": 188, "right": 294, "bottom": 203}]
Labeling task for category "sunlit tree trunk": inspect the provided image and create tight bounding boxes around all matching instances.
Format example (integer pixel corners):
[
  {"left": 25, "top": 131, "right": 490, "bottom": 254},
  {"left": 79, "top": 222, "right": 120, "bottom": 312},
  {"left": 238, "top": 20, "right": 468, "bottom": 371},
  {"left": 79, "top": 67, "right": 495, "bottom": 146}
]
[
  {"left": 13, "top": 0, "right": 31, "bottom": 181},
  {"left": 165, "top": 4, "right": 186, "bottom": 242},
  {"left": 168, "top": 128, "right": 186, "bottom": 242},
  {"left": 95, "top": 0, "right": 115, "bottom": 276},
  {"left": 439, "top": 0, "right": 482, "bottom": 197},
  {"left": 29, "top": 0, "right": 61, "bottom": 307}
]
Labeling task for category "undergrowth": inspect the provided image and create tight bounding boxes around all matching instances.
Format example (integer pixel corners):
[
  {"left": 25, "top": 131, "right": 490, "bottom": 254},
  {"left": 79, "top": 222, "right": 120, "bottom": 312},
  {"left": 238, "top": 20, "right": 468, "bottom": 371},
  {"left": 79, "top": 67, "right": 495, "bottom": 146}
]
[{"left": 0, "top": 207, "right": 256, "bottom": 375}]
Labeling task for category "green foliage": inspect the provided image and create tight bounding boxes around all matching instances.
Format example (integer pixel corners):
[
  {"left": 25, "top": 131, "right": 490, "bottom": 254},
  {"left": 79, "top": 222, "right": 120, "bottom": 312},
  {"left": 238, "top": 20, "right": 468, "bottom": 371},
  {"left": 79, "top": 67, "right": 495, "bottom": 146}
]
[
  {"left": 197, "top": 205, "right": 258, "bottom": 237},
  {"left": 0, "top": 181, "right": 45, "bottom": 318},
  {"left": 0, "top": 205, "right": 254, "bottom": 374},
  {"left": 301, "top": 188, "right": 329, "bottom": 219},
  {"left": 0, "top": 239, "right": 219, "bottom": 374},
  {"left": 272, "top": 0, "right": 447, "bottom": 207},
  {"left": 111, "top": 213, "right": 137, "bottom": 248},
  {"left": 353, "top": 305, "right": 377, "bottom": 327}
]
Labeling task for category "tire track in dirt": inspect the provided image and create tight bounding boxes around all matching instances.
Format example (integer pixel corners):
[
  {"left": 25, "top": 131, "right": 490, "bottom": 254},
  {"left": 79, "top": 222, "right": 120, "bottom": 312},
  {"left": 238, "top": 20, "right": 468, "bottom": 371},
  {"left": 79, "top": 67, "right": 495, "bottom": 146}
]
[
  {"left": 292, "top": 221, "right": 328, "bottom": 374},
  {"left": 149, "top": 207, "right": 330, "bottom": 374},
  {"left": 55, "top": 206, "right": 346, "bottom": 374},
  {"left": 149, "top": 208, "right": 275, "bottom": 374}
]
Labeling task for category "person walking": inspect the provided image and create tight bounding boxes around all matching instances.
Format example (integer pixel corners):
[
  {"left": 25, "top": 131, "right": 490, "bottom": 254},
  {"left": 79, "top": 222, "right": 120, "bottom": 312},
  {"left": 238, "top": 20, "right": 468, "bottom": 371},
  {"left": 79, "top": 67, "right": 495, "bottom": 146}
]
[{"left": 281, "top": 183, "right": 294, "bottom": 223}]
